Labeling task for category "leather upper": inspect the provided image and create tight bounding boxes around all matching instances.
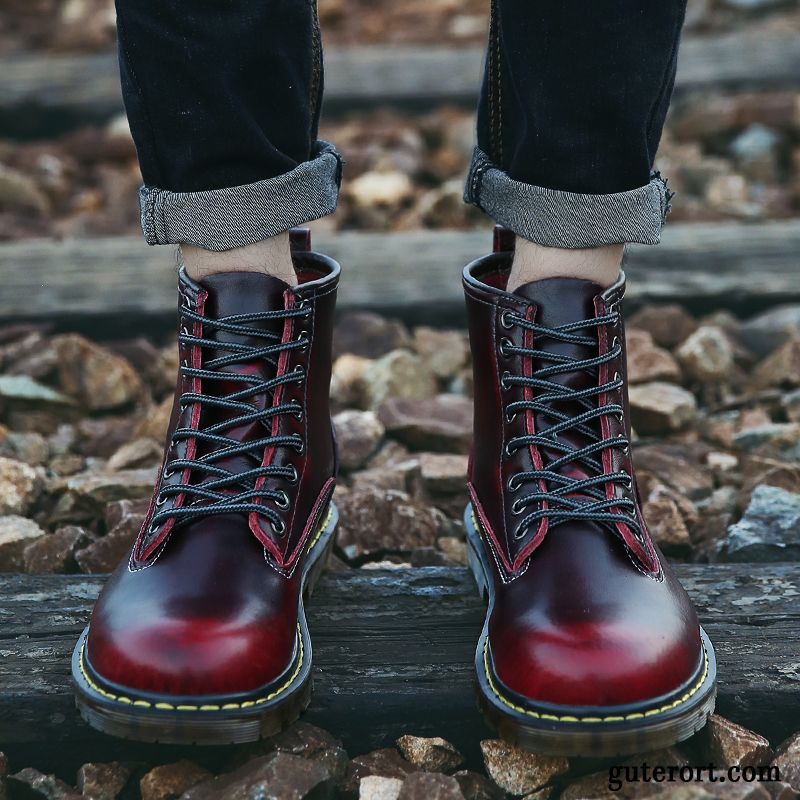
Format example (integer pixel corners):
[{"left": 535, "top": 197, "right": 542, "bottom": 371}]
[
  {"left": 464, "top": 232, "right": 703, "bottom": 708},
  {"left": 86, "top": 232, "right": 338, "bottom": 696}
]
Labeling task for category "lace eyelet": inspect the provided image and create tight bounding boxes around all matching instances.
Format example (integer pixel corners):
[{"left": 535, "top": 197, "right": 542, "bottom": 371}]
[
  {"left": 163, "top": 468, "right": 175, "bottom": 479},
  {"left": 296, "top": 334, "right": 309, "bottom": 352},
  {"left": 505, "top": 410, "right": 517, "bottom": 424},
  {"left": 613, "top": 371, "right": 621, "bottom": 383},
  {"left": 293, "top": 435, "right": 306, "bottom": 455},
  {"left": 291, "top": 401, "right": 303, "bottom": 420},
  {"left": 274, "top": 490, "right": 290, "bottom": 510},
  {"left": 500, "top": 310, "right": 515, "bottom": 329},
  {"left": 611, "top": 336, "right": 620, "bottom": 350},
  {"left": 511, "top": 499, "right": 525, "bottom": 515},
  {"left": 287, "top": 465, "right": 299, "bottom": 484},
  {"left": 499, "top": 338, "right": 513, "bottom": 358},
  {"left": 148, "top": 522, "right": 159, "bottom": 534},
  {"left": 505, "top": 442, "right": 517, "bottom": 458},
  {"left": 500, "top": 371, "right": 512, "bottom": 391},
  {"left": 155, "top": 493, "right": 167, "bottom": 507},
  {"left": 271, "top": 519, "right": 286, "bottom": 536},
  {"left": 507, "top": 476, "right": 520, "bottom": 492},
  {"left": 293, "top": 364, "right": 306, "bottom": 380},
  {"left": 513, "top": 525, "right": 527, "bottom": 540}
]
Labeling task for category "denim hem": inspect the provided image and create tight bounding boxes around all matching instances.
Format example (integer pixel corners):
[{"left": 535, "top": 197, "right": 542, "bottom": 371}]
[
  {"left": 139, "top": 140, "right": 342, "bottom": 250},
  {"left": 464, "top": 147, "right": 673, "bottom": 248}
]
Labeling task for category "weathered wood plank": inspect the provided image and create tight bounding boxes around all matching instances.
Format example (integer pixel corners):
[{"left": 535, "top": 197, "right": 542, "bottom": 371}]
[
  {"left": 2, "top": 29, "right": 799, "bottom": 120},
  {"left": 1, "top": 222, "right": 799, "bottom": 328},
  {"left": 0, "top": 564, "right": 797, "bottom": 769}
]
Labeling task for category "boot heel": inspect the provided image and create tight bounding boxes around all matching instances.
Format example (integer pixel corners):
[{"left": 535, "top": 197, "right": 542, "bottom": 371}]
[
  {"left": 464, "top": 505, "right": 490, "bottom": 601},
  {"left": 302, "top": 503, "right": 338, "bottom": 602}
]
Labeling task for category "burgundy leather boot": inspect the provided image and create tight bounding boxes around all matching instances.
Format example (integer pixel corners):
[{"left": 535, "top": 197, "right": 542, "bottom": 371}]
[
  {"left": 463, "top": 228, "right": 716, "bottom": 756},
  {"left": 73, "top": 229, "right": 339, "bottom": 744}
]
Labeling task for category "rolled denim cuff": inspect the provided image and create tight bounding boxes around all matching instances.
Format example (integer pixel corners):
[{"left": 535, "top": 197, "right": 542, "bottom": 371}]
[
  {"left": 464, "top": 147, "right": 673, "bottom": 248},
  {"left": 139, "top": 140, "right": 342, "bottom": 251}
]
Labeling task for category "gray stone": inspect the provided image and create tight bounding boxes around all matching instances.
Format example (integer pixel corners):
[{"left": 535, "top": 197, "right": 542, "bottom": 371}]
[
  {"left": 359, "top": 776, "right": 404, "bottom": 800},
  {"left": 107, "top": 438, "right": 164, "bottom": 471},
  {"left": 740, "top": 306, "right": 800, "bottom": 359},
  {"left": 397, "top": 772, "right": 465, "bottom": 800},
  {"left": 417, "top": 453, "right": 468, "bottom": 495},
  {"left": 342, "top": 749, "right": 419, "bottom": 798},
  {"left": 0, "top": 456, "right": 41, "bottom": 515},
  {"left": 724, "top": 485, "right": 800, "bottom": 561},
  {"left": 479, "top": 740, "right": 568, "bottom": 796},
  {"left": 180, "top": 752, "right": 333, "bottom": 800},
  {"left": 8, "top": 768, "right": 80, "bottom": 799},
  {"left": 397, "top": 735, "right": 463, "bottom": 774}
]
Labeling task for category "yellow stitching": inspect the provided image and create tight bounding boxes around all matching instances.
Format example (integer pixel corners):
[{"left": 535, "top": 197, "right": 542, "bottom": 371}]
[
  {"left": 78, "top": 507, "right": 334, "bottom": 713},
  {"left": 483, "top": 638, "right": 709, "bottom": 723}
]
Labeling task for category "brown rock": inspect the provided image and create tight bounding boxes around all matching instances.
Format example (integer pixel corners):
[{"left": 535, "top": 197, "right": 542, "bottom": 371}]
[
  {"left": 643, "top": 487, "right": 692, "bottom": 552},
  {"left": 23, "top": 525, "right": 94, "bottom": 573},
  {"left": 437, "top": 536, "right": 468, "bottom": 565},
  {"left": 342, "top": 749, "right": 420, "bottom": 798},
  {"left": 107, "top": 438, "right": 164, "bottom": 471},
  {"left": 77, "top": 761, "right": 133, "bottom": 800},
  {"left": 139, "top": 760, "right": 212, "bottom": 800},
  {"left": 364, "top": 350, "right": 438, "bottom": 410},
  {"left": 60, "top": 467, "right": 157, "bottom": 508},
  {"left": 266, "top": 722, "right": 349, "bottom": 784},
  {"left": 397, "top": 772, "right": 465, "bottom": 800},
  {"left": 351, "top": 466, "right": 415, "bottom": 493},
  {"left": 53, "top": 334, "right": 145, "bottom": 411},
  {"left": 359, "top": 776, "right": 404, "bottom": 800},
  {"left": 417, "top": 453, "right": 468, "bottom": 495},
  {"left": 334, "top": 312, "right": 412, "bottom": 360},
  {"left": 753, "top": 339, "right": 800, "bottom": 390},
  {"left": 627, "top": 328, "right": 682, "bottom": 384},
  {"left": 181, "top": 752, "right": 332, "bottom": 800},
  {"left": 379, "top": 395, "right": 473, "bottom": 453},
  {"left": 705, "top": 715, "right": 774, "bottom": 768},
  {"left": 413, "top": 327, "right": 469, "bottom": 380},
  {"left": 628, "top": 382, "right": 697, "bottom": 435},
  {"left": 75, "top": 416, "right": 140, "bottom": 459},
  {"left": 330, "top": 354, "right": 371, "bottom": 409},
  {"left": 336, "top": 488, "right": 445, "bottom": 556},
  {"left": 134, "top": 396, "right": 173, "bottom": 443},
  {"left": 0, "top": 515, "right": 46, "bottom": 570},
  {"left": 634, "top": 445, "right": 714, "bottom": 500},
  {"left": 334, "top": 410, "right": 386, "bottom": 471},
  {"left": 774, "top": 732, "right": 800, "bottom": 791},
  {"left": 628, "top": 305, "right": 698, "bottom": 349},
  {"left": 397, "top": 735, "right": 463, "bottom": 774},
  {"left": 479, "top": 740, "right": 568, "bottom": 796},
  {"left": 452, "top": 770, "right": 504, "bottom": 800}
]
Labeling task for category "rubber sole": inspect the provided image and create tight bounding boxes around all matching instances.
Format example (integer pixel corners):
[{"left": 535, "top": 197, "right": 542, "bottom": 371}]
[
  {"left": 464, "top": 504, "right": 717, "bottom": 757},
  {"left": 72, "top": 503, "right": 338, "bottom": 745}
]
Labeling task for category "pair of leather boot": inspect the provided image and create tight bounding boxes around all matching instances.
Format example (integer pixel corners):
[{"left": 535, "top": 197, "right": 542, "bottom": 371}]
[{"left": 73, "top": 228, "right": 715, "bottom": 755}]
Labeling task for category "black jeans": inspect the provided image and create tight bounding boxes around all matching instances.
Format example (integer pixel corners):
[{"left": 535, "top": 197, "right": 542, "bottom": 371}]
[{"left": 117, "top": 0, "right": 686, "bottom": 251}]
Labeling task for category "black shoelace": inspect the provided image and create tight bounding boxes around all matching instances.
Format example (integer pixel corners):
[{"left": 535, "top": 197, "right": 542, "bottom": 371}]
[
  {"left": 499, "top": 308, "right": 641, "bottom": 542},
  {"left": 149, "top": 301, "right": 311, "bottom": 537}
]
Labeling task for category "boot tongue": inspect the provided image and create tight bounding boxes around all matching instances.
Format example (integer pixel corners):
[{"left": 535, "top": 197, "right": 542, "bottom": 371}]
[
  {"left": 511, "top": 277, "right": 606, "bottom": 489},
  {"left": 192, "top": 271, "right": 294, "bottom": 485}
]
